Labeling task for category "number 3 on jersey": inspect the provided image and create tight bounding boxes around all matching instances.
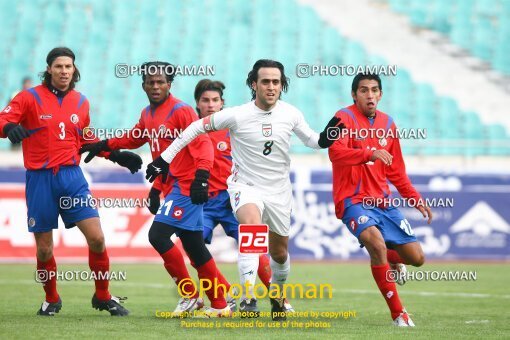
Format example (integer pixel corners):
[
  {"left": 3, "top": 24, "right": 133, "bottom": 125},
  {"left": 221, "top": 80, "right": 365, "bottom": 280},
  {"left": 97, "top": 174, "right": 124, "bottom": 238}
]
[{"left": 263, "top": 141, "right": 273, "bottom": 156}]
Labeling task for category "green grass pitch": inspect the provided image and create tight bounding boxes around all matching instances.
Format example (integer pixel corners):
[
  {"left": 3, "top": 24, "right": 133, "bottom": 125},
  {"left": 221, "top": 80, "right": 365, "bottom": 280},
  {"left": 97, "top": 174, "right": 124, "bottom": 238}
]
[{"left": 0, "top": 262, "right": 508, "bottom": 339}]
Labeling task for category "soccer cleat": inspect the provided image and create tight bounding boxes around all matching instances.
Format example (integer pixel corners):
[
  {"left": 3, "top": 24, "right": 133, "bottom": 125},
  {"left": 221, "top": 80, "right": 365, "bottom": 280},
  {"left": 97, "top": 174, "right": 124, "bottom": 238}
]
[
  {"left": 171, "top": 297, "right": 204, "bottom": 318},
  {"left": 283, "top": 298, "right": 295, "bottom": 313},
  {"left": 196, "top": 305, "right": 232, "bottom": 318},
  {"left": 226, "top": 294, "right": 237, "bottom": 313},
  {"left": 92, "top": 294, "right": 129, "bottom": 316},
  {"left": 37, "top": 297, "right": 62, "bottom": 316},
  {"left": 393, "top": 309, "right": 415, "bottom": 327},
  {"left": 270, "top": 296, "right": 287, "bottom": 321},
  {"left": 239, "top": 298, "right": 260, "bottom": 318},
  {"left": 392, "top": 263, "right": 407, "bottom": 286},
  {"left": 226, "top": 285, "right": 239, "bottom": 312}
]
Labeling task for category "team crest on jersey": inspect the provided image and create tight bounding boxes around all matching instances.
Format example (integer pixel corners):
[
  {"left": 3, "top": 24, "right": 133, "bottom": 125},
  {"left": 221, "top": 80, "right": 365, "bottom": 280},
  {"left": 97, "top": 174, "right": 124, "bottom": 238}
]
[
  {"left": 40, "top": 114, "right": 52, "bottom": 120},
  {"left": 28, "top": 217, "right": 36, "bottom": 228},
  {"left": 217, "top": 141, "right": 228, "bottom": 151},
  {"left": 70, "top": 114, "right": 79, "bottom": 124},
  {"left": 262, "top": 123, "right": 272, "bottom": 137},
  {"left": 159, "top": 124, "right": 166, "bottom": 134},
  {"left": 379, "top": 138, "right": 387, "bottom": 147}
]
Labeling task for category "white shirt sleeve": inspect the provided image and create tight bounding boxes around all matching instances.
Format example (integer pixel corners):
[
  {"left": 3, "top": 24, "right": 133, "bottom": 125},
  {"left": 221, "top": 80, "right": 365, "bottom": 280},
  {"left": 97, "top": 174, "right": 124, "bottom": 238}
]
[
  {"left": 293, "top": 109, "right": 321, "bottom": 149},
  {"left": 160, "top": 108, "right": 238, "bottom": 163},
  {"left": 208, "top": 106, "right": 238, "bottom": 131}
]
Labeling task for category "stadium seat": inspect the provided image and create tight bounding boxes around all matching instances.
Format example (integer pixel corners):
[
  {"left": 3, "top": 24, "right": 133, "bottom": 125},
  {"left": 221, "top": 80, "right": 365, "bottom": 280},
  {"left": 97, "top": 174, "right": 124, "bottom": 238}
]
[
  {"left": 389, "top": 0, "right": 510, "bottom": 75},
  {"left": 1, "top": 0, "right": 508, "bottom": 156}
]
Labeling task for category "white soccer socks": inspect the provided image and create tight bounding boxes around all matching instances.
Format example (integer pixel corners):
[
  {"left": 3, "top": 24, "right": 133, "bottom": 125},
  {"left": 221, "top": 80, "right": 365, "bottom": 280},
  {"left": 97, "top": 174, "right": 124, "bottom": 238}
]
[
  {"left": 238, "top": 253, "right": 259, "bottom": 300},
  {"left": 270, "top": 253, "right": 290, "bottom": 291}
]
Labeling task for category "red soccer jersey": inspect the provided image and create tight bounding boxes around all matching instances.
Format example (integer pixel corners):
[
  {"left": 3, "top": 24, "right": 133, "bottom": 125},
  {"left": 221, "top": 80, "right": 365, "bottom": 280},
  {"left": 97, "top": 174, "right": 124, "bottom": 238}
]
[
  {"left": 328, "top": 104, "right": 421, "bottom": 219},
  {"left": 108, "top": 94, "right": 213, "bottom": 197},
  {"left": 208, "top": 129, "right": 232, "bottom": 193},
  {"left": 0, "top": 85, "right": 104, "bottom": 170}
]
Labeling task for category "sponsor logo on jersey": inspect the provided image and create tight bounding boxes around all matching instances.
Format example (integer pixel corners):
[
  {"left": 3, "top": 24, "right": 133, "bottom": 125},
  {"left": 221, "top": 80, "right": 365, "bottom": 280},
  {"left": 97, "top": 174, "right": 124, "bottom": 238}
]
[
  {"left": 349, "top": 218, "right": 357, "bottom": 233},
  {"left": 70, "top": 114, "right": 79, "bottom": 124},
  {"left": 40, "top": 114, "right": 53, "bottom": 120},
  {"left": 262, "top": 123, "right": 272, "bottom": 137},
  {"left": 217, "top": 141, "right": 228, "bottom": 151},
  {"left": 172, "top": 207, "right": 184, "bottom": 220}
]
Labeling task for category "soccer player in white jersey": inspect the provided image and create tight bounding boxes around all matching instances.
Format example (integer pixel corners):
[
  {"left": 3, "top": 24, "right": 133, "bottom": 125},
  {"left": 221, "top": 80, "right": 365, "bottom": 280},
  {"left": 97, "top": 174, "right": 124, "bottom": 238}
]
[{"left": 145, "top": 59, "right": 343, "bottom": 321}]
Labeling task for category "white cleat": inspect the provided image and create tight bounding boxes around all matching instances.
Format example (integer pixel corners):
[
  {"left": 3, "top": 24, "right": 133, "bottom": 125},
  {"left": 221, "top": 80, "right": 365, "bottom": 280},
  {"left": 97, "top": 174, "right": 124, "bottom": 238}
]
[
  {"left": 195, "top": 305, "right": 232, "bottom": 318},
  {"left": 393, "top": 309, "right": 415, "bottom": 327},
  {"left": 391, "top": 263, "right": 407, "bottom": 286},
  {"left": 227, "top": 286, "right": 239, "bottom": 312},
  {"left": 171, "top": 297, "right": 204, "bottom": 318},
  {"left": 283, "top": 298, "right": 295, "bottom": 313}
]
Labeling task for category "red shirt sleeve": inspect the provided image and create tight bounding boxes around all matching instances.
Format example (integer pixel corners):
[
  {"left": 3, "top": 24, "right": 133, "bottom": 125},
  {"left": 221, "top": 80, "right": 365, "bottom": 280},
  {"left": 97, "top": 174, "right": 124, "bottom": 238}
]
[
  {"left": 386, "top": 125, "right": 421, "bottom": 201},
  {"left": 176, "top": 106, "right": 213, "bottom": 171},
  {"left": 0, "top": 92, "right": 28, "bottom": 137},
  {"left": 107, "top": 112, "right": 148, "bottom": 150},
  {"left": 328, "top": 110, "right": 373, "bottom": 165}
]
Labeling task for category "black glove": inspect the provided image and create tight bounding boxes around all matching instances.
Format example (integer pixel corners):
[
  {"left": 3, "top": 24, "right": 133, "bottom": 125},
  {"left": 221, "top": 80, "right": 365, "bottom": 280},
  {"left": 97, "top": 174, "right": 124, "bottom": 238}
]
[
  {"left": 318, "top": 116, "right": 345, "bottom": 148},
  {"left": 145, "top": 156, "right": 169, "bottom": 183},
  {"left": 79, "top": 140, "right": 111, "bottom": 163},
  {"left": 109, "top": 150, "right": 143, "bottom": 174},
  {"left": 190, "top": 169, "right": 210, "bottom": 205},
  {"left": 3, "top": 123, "right": 30, "bottom": 144},
  {"left": 147, "top": 187, "right": 161, "bottom": 215}
]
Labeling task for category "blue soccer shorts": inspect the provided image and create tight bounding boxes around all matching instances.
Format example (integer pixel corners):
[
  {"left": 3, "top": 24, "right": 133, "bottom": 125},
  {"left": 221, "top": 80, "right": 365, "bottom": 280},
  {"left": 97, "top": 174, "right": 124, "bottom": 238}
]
[
  {"left": 154, "top": 190, "right": 204, "bottom": 232},
  {"left": 25, "top": 166, "right": 99, "bottom": 233},
  {"left": 341, "top": 203, "right": 417, "bottom": 247},
  {"left": 202, "top": 190, "right": 239, "bottom": 244}
]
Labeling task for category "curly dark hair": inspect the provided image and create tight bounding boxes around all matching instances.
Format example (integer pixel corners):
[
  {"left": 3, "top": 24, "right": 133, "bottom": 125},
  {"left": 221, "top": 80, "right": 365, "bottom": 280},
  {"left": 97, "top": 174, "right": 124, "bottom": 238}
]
[{"left": 141, "top": 61, "right": 176, "bottom": 83}]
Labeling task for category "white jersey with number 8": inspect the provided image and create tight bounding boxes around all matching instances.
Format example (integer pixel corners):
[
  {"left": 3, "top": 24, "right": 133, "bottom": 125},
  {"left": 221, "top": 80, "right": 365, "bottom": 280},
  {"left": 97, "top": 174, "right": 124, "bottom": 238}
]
[{"left": 161, "top": 100, "right": 320, "bottom": 194}]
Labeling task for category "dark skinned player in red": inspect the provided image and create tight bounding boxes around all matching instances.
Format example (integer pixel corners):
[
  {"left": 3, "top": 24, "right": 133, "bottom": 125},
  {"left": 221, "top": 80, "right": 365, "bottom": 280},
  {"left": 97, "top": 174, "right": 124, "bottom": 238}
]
[{"left": 80, "top": 62, "right": 232, "bottom": 317}]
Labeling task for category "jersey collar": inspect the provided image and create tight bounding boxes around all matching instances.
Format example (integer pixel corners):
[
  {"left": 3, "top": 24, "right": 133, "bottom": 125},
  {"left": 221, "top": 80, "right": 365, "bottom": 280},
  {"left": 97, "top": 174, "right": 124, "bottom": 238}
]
[
  {"left": 253, "top": 99, "right": 279, "bottom": 115},
  {"left": 47, "top": 83, "right": 70, "bottom": 98},
  {"left": 352, "top": 104, "right": 378, "bottom": 124}
]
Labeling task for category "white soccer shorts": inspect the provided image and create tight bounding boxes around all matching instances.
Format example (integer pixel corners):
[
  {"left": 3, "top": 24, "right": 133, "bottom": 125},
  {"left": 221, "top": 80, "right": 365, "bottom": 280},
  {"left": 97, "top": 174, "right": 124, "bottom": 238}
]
[{"left": 227, "top": 183, "right": 292, "bottom": 237}]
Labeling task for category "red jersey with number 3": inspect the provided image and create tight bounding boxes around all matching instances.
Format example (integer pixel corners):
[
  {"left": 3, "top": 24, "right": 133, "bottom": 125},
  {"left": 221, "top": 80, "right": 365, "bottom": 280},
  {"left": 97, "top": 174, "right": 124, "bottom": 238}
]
[
  {"left": 108, "top": 94, "right": 213, "bottom": 196},
  {"left": 0, "top": 85, "right": 104, "bottom": 170},
  {"left": 328, "top": 104, "right": 421, "bottom": 219}
]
